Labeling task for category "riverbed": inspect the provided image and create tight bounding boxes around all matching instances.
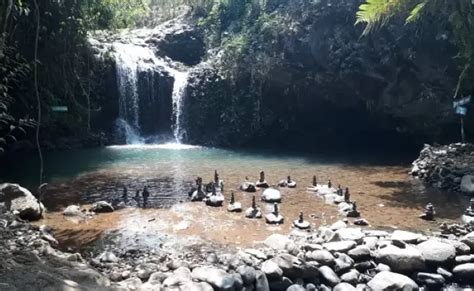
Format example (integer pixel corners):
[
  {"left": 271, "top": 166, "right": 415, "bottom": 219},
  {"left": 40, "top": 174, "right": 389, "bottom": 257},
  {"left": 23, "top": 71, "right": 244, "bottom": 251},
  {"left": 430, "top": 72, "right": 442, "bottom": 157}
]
[{"left": 6, "top": 144, "right": 470, "bottom": 251}]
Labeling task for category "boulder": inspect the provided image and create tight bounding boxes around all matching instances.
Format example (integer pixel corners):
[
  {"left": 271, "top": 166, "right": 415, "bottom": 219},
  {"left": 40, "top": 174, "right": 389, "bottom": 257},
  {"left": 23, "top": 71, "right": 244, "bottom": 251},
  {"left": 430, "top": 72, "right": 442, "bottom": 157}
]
[
  {"left": 236, "top": 265, "right": 256, "bottom": 286},
  {"left": 191, "top": 266, "right": 235, "bottom": 291},
  {"left": 416, "top": 272, "right": 446, "bottom": 287},
  {"left": 268, "top": 277, "right": 292, "bottom": 291},
  {"left": 333, "top": 253, "right": 355, "bottom": 274},
  {"left": 455, "top": 254, "right": 474, "bottom": 264},
  {"left": 390, "top": 230, "right": 422, "bottom": 243},
  {"left": 367, "top": 271, "right": 418, "bottom": 290},
  {"left": 261, "top": 260, "right": 283, "bottom": 280},
  {"left": 416, "top": 239, "right": 456, "bottom": 266},
  {"left": 374, "top": 244, "right": 425, "bottom": 273},
  {"left": 240, "top": 182, "right": 256, "bottom": 192},
  {"left": 264, "top": 234, "right": 291, "bottom": 250},
  {"left": 461, "top": 232, "right": 474, "bottom": 249},
  {"left": 335, "top": 228, "right": 364, "bottom": 244},
  {"left": 333, "top": 282, "right": 357, "bottom": 291},
  {"left": 286, "top": 284, "right": 305, "bottom": 291},
  {"left": 330, "top": 220, "right": 347, "bottom": 231},
  {"left": 0, "top": 183, "right": 44, "bottom": 220},
  {"left": 63, "top": 205, "right": 83, "bottom": 217},
  {"left": 460, "top": 175, "right": 474, "bottom": 193},
  {"left": 437, "top": 267, "right": 453, "bottom": 280},
  {"left": 340, "top": 269, "right": 360, "bottom": 285},
  {"left": 306, "top": 250, "right": 335, "bottom": 266},
  {"left": 319, "top": 265, "right": 340, "bottom": 287},
  {"left": 255, "top": 271, "right": 270, "bottom": 291},
  {"left": 162, "top": 267, "right": 192, "bottom": 287},
  {"left": 323, "top": 241, "right": 357, "bottom": 253},
  {"left": 261, "top": 188, "right": 281, "bottom": 203},
  {"left": 347, "top": 245, "right": 371, "bottom": 261},
  {"left": 271, "top": 254, "right": 318, "bottom": 279},
  {"left": 90, "top": 201, "right": 114, "bottom": 213},
  {"left": 452, "top": 263, "right": 474, "bottom": 282}
]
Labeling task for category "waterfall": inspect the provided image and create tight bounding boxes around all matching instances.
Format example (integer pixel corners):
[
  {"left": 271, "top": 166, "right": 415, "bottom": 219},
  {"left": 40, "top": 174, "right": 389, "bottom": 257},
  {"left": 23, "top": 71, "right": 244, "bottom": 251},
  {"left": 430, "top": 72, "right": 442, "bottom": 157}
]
[
  {"left": 171, "top": 71, "right": 189, "bottom": 143},
  {"left": 114, "top": 42, "right": 158, "bottom": 143},
  {"left": 113, "top": 39, "right": 189, "bottom": 145}
]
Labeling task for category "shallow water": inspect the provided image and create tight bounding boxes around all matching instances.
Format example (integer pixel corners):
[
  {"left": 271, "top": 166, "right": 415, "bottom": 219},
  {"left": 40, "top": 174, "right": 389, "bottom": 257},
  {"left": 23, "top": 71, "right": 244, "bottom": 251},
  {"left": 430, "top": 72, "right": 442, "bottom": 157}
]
[{"left": 7, "top": 144, "right": 471, "bottom": 250}]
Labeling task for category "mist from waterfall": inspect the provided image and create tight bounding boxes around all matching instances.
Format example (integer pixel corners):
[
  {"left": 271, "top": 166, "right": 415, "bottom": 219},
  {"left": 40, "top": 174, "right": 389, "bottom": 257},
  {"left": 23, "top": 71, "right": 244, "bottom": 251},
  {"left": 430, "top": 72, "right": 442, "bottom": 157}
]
[{"left": 113, "top": 39, "right": 189, "bottom": 145}]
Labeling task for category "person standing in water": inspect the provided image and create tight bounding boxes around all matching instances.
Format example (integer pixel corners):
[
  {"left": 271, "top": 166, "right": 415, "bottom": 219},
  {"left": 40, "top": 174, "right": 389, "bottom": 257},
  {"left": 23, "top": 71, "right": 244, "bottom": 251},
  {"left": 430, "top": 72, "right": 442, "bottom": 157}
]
[{"left": 142, "top": 186, "right": 150, "bottom": 207}]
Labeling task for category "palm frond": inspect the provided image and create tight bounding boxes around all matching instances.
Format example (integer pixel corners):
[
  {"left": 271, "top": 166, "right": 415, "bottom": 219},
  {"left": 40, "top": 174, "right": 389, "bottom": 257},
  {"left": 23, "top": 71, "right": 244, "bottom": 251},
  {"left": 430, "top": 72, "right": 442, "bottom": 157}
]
[
  {"left": 406, "top": 1, "right": 427, "bottom": 23},
  {"left": 356, "top": 0, "right": 424, "bottom": 35}
]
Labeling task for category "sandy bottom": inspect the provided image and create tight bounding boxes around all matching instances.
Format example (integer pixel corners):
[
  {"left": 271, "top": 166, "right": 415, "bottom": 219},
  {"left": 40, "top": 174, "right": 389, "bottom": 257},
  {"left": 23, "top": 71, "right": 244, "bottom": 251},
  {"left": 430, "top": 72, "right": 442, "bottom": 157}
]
[{"left": 38, "top": 165, "right": 469, "bottom": 251}]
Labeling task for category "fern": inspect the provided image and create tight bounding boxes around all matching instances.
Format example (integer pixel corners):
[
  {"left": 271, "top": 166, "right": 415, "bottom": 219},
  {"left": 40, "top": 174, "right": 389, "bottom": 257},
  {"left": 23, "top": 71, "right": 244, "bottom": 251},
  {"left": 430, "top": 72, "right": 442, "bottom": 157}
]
[{"left": 356, "top": 0, "right": 429, "bottom": 35}]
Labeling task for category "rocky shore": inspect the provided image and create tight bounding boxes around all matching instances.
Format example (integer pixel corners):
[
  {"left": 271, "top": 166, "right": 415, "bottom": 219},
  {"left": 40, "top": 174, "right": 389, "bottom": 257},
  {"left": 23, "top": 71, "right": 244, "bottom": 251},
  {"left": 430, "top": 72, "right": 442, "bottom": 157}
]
[
  {"left": 2, "top": 203, "right": 474, "bottom": 290},
  {"left": 410, "top": 143, "right": 474, "bottom": 193}
]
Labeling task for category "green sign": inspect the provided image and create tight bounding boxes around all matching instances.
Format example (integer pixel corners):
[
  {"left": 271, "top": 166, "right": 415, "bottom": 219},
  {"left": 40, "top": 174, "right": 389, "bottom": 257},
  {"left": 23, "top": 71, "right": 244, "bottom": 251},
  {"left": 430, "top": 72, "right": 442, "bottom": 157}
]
[{"left": 51, "top": 106, "right": 68, "bottom": 112}]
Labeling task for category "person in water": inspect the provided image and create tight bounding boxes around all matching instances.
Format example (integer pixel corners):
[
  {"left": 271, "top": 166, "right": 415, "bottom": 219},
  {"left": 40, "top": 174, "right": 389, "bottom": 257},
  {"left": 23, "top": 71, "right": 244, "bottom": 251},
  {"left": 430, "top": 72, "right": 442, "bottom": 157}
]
[
  {"left": 134, "top": 189, "right": 140, "bottom": 202},
  {"left": 142, "top": 186, "right": 150, "bottom": 207},
  {"left": 122, "top": 186, "right": 128, "bottom": 201}
]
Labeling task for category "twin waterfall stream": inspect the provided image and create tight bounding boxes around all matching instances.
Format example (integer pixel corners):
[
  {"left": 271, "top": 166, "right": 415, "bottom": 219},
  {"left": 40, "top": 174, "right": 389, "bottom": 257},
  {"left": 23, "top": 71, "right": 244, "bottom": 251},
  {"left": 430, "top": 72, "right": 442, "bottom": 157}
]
[{"left": 113, "top": 36, "right": 189, "bottom": 145}]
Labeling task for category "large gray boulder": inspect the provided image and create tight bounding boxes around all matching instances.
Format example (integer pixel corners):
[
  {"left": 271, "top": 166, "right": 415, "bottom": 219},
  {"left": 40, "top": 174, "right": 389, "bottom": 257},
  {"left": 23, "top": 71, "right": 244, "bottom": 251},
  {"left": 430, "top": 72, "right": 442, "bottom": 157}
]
[
  {"left": 162, "top": 267, "right": 192, "bottom": 287},
  {"left": 323, "top": 241, "right": 357, "bottom": 253},
  {"left": 334, "top": 228, "right": 364, "bottom": 244},
  {"left": 306, "top": 250, "right": 335, "bottom": 266},
  {"left": 416, "top": 239, "right": 456, "bottom": 266},
  {"left": 255, "top": 271, "right": 270, "bottom": 291},
  {"left": 260, "top": 260, "right": 283, "bottom": 280},
  {"left": 452, "top": 263, "right": 474, "bottom": 283},
  {"left": 367, "top": 271, "right": 419, "bottom": 290},
  {"left": 0, "top": 183, "right": 44, "bottom": 220},
  {"left": 191, "top": 266, "right": 236, "bottom": 291},
  {"left": 236, "top": 265, "right": 256, "bottom": 286},
  {"left": 319, "top": 265, "right": 340, "bottom": 287},
  {"left": 374, "top": 244, "right": 425, "bottom": 273},
  {"left": 271, "top": 254, "right": 318, "bottom": 279},
  {"left": 390, "top": 230, "right": 422, "bottom": 243}
]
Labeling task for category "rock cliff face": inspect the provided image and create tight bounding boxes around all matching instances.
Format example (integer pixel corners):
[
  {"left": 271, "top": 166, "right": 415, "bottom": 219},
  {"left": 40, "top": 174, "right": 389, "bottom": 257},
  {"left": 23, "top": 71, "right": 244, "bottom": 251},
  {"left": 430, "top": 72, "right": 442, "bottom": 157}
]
[
  {"left": 88, "top": 0, "right": 469, "bottom": 148},
  {"left": 181, "top": 0, "right": 467, "bottom": 148}
]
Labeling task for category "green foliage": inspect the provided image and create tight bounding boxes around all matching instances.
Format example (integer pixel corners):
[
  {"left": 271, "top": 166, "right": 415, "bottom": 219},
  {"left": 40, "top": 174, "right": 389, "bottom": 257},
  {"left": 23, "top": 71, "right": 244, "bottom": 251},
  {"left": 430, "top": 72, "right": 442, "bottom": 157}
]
[
  {"left": 356, "top": 0, "right": 474, "bottom": 97},
  {"left": 81, "top": 0, "right": 148, "bottom": 30}
]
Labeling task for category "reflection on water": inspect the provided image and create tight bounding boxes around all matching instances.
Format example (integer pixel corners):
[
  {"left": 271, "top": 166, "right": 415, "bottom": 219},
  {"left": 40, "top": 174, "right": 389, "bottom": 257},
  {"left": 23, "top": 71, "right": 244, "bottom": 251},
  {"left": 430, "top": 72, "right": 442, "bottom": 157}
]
[{"left": 11, "top": 145, "right": 472, "bottom": 250}]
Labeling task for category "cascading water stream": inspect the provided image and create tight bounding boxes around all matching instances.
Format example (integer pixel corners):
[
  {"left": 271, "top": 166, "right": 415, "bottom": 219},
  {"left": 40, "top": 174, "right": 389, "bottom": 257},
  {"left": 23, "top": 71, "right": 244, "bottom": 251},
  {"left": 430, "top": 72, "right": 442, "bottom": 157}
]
[
  {"left": 171, "top": 71, "right": 189, "bottom": 143},
  {"left": 112, "top": 37, "right": 189, "bottom": 145}
]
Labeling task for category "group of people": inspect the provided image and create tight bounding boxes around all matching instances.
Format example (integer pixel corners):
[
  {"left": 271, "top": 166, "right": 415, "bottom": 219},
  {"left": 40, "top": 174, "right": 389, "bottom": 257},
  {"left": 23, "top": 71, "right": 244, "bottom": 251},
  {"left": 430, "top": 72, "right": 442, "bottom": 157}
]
[{"left": 120, "top": 185, "right": 150, "bottom": 207}]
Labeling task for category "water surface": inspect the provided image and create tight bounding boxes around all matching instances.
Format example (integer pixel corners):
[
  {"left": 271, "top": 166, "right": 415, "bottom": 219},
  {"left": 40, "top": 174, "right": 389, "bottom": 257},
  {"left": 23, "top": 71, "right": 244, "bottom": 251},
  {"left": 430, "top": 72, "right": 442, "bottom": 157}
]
[{"left": 6, "top": 144, "right": 470, "bottom": 250}]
